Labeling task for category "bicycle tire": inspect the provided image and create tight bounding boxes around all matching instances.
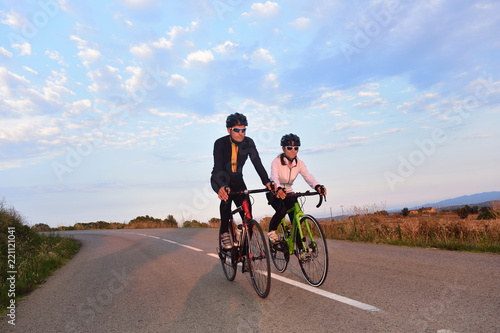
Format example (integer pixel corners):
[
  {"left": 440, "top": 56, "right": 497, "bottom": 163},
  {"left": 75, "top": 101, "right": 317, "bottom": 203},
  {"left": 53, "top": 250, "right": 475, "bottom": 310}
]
[
  {"left": 219, "top": 229, "right": 237, "bottom": 281},
  {"left": 270, "top": 223, "right": 289, "bottom": 273},
  {"left": 246, "top": 219, "right": 271, "bottom": 298},
  {"left": 295, "top": 214, "right": 329, "bottom": 287}
]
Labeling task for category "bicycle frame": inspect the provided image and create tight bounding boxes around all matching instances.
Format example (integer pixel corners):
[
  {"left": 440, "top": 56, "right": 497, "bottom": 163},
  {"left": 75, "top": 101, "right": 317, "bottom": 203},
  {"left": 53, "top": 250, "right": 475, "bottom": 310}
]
[
  {"left": 279, "top": 194, "right": 322, "bottom": 255},
  {"left": 280, "top": 202, "right": 305, "bottom": 255}
]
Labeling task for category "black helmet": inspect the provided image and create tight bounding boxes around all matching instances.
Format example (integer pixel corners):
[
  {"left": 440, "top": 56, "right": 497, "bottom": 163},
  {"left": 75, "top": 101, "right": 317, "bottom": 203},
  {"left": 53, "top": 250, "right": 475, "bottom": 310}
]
[
  {"left": 226, "top": 113, "right": 248, "bottom": 128},
  {"left": 281, "top": 133, "right": 301, "bottom": 147}
]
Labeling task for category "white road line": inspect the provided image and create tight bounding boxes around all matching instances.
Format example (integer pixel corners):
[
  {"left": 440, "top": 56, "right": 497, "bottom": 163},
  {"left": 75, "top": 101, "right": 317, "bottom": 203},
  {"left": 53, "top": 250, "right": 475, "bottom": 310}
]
[
  {"left": 134, "top": 232, "right": 381, "bottom": 313},
  {"left": 271, "top": 274, "right": 383, "bottom": 312},
  {"left": 178, "top": 244, "right": 203, "bottom": 252},
  {"left": 207, "top": 250, "right": 382, "bottom": 313}
]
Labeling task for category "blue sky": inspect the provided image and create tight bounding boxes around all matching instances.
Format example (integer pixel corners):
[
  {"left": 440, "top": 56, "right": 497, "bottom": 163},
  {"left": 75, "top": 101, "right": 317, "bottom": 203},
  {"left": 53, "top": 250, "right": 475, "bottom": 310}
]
[{"left": 1, "top": 0, "right": 499, "bottom": 227}]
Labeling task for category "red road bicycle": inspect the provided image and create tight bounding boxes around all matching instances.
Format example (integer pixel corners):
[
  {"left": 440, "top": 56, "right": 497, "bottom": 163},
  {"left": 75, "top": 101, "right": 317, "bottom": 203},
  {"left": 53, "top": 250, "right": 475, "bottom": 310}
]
[{"left": 217, "top": 188, "right": 271, "bottom": 298}]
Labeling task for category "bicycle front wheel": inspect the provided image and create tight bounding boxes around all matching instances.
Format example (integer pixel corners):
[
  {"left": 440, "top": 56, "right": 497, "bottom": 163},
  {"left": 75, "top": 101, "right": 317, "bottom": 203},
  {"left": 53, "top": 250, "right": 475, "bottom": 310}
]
[
  {"left": 270, "top": 223, "right": 289, "bottom": 273},
  {"left": 246, "top": 219, "right": 271, "bottom": 298},
  {"left": 296, "top": 215, "right": 329, "bottom": 287}
]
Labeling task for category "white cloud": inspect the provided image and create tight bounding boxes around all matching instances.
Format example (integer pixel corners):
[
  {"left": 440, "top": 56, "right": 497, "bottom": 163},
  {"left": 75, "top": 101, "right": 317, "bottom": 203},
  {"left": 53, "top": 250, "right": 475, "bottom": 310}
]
[
  {"left": 22, "top": 66, "right": 38, "bottom": 75},
  {"left": 166, "top": 22, "right": 198, "bottom": 40},
  {"left": 12, "top": 42, "right": 31, "bottom": 56},
  {"left": 358, "top": 91, "right": 380, "bottom": 97},
  {"left": 290, "top": 17, "right": 310, "bottom": 30},
  {"left": 335, "top": 119, "right": 383, "bottom": 131},
  {"left": 0, "top": 66, "right": 30, "bottom": 98},
  {"left": 167, "top": 74, "right": 188, "bottom": 88},
  {"left": 0, "top": 117, "right": 62, "bottom": 143},
  {"left": 184, "top": 50, "right": 214, "bottom": 67},
  {"left": 45, "top": 50, "right": 66, "bottom": 65},
  {"left": 114, "top": 12, "right": 133, "bottom": 27},
  {"left": 0, "top": 9, "right": 25, "bottom": 30},
  {"left": 64, "top": 99, "right": 92, "bottom": 117},
  {"left": 242, "top": 1, "right": 280, "bottom": 19},
  {"left": 78, "top": 48, "right": 101, "bottom": 64},
  {"left": 353, "top": 98, "right": 387, "bottom": 108},
  {"left": 152, "top": 37, "right": 173, "bottom": 50},
  {"left": 373, "top": 128, "right": 405, "bottom": 135},
  {"left": 0, "top": 47, "right": 13, "bottom": 58},
  {"left": 119, "top": 0, "right": 156, "bottom": 9},
  {"left": 213, "top": 41, "right": 239, "bottom": 54},
  {"left": 88, "top": 65, "right": 122, "bottom": 94},
  {"left": 70, "top": 35, "right": 101, "bottom": 67},
  {"left": 249, "top": 48, "right": 276, "bottom": 65},
  {"left": 264, "top": 73, "right": 279, "bottom": 88},
  {"left": 148, "top": 109, "right": 189, "bottom": 118},
  {"left": 130, "top": 43, "right": 153, "bottom": 58}
]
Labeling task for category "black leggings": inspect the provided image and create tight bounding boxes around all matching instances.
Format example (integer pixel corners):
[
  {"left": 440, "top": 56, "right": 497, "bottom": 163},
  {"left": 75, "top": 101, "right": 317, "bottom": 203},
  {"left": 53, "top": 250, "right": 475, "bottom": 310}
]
[
  {"left": 219, "top": 178, "right": 250, "bottom": 234},
  {"left": 267, "top": 194, "right": 297, "bottom": 232}
]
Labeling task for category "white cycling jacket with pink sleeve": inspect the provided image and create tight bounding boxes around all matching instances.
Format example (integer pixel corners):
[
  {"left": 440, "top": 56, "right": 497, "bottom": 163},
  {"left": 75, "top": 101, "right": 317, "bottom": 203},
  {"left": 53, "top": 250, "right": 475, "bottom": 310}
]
[{"left": 270, "top": 155, "right": 319, "bottom": 193}]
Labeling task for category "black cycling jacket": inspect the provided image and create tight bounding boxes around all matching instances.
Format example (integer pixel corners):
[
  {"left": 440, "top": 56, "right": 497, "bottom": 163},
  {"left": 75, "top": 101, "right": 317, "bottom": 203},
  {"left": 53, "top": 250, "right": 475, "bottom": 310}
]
[{"left": 210, "top": 135, "right": 270, "bottom": 193}]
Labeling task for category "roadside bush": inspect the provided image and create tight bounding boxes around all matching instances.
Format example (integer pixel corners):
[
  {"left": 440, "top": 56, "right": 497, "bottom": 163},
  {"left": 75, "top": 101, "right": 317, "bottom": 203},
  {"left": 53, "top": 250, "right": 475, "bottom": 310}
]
[
  {"left": 0, "top": 200, "right": 80, "bottom": 313},
  {"left": 477, "top": 210, "right": 497, "bottom": 220}
]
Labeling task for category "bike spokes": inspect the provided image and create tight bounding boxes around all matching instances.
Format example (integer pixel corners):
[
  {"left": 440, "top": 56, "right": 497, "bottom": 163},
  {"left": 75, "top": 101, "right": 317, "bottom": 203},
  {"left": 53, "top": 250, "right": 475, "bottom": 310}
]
[
  {"left": 247, "top": 220, "right": 271, "bottom": 298},
  {"left": 270, "top": 223, "right": 289, "bottom": 272},
  {"left": 296, "top": 215, "right": 328, "bottom": 287}
]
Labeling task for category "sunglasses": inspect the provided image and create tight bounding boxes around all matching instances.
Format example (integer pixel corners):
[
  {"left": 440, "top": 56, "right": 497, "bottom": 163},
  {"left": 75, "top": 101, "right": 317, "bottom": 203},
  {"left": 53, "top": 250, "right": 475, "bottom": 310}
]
[
  {"left": 231, "top": 128, "right": 246, "bottom": 133},
  {"left": 285, "top": 146, "right": 299, "bottom": 151}
]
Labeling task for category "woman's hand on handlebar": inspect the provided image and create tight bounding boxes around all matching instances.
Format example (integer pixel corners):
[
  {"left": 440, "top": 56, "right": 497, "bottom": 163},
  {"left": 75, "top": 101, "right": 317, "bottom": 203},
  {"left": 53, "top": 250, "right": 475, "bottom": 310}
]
[
  {"left": 315, "top": 184, "right": 327, "bottom": 196},
  {"left": 267, "top": 181, "right": 286, "bottom": 200},
  {"left": 218, "top": 186, "right": 230, "bottom": 201}
]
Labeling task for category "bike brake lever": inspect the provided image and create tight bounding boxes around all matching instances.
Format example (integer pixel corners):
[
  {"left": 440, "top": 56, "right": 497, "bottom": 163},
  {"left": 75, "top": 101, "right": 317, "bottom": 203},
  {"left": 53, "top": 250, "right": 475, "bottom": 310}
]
[{"left": 316, "top": 194, "right": 324, "bottom": 208}]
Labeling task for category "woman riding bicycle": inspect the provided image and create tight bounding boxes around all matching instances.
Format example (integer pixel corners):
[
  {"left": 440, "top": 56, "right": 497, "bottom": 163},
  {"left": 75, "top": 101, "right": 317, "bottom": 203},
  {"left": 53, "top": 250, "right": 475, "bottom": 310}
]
[{"left": 267, "top": 133, "right": 327, "bottom": 244}]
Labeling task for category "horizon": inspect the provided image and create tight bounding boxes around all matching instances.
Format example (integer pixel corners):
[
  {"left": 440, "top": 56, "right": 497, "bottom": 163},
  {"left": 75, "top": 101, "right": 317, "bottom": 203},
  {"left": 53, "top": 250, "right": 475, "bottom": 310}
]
[{"left": 1, "top": 1, "right": 499, "bottom": 227}]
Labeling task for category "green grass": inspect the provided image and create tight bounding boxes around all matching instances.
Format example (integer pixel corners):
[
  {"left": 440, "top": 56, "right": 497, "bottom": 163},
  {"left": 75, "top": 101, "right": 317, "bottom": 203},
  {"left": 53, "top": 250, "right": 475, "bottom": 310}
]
[{"left": 0, "top": 201, "right": 80, "bottom": 314}]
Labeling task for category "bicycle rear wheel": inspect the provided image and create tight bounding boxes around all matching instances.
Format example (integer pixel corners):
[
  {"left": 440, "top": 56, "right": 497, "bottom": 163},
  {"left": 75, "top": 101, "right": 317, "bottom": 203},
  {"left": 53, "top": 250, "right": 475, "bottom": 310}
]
[
  {"left": 219, "top": 229, "right": 237, "bottom": 281},
  {"left": 295, "top": 215, "right": 328, "bottom": 287},
  {"left": 270, "top": 223, "right": 289, "bottom": 273},
  {"left": 246, "top": 219, "right": 271, "bottom": 298}
]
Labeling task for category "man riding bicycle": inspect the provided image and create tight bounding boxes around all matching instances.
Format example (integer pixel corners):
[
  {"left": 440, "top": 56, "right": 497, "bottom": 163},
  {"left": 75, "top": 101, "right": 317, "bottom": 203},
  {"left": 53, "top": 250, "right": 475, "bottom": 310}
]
[{"left": 210, "top": 113, "right": 278, "bottom": 249}]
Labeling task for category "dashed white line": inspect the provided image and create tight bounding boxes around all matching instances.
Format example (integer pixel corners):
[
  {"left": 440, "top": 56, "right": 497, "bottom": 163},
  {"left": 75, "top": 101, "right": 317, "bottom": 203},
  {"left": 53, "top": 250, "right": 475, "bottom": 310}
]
[
  {"left": 271, "top": 274, "right": 383, "bottom": 312},
  {"left": 133, "top": 232, "right": 382, "bottom": 313}
]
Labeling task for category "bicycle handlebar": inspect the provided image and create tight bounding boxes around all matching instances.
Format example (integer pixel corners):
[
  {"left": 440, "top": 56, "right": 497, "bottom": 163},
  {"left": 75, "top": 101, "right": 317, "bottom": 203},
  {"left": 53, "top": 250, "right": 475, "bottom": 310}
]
[
  {"left": 288, "top": 191, "right": 326, "bottom": 208},
  {"left": 228, "top": 187, "right": 270, "bottom": 196}
]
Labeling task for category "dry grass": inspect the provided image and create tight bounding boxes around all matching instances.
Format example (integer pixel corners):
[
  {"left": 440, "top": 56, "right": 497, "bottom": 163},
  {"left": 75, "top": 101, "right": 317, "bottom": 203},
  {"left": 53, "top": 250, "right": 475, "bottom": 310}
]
[
  {"left": 259, "top": 202, "right": 500, "bottom": 253},
  {"left": 319, "top": 214, "right": 500, "bottom": 252}
]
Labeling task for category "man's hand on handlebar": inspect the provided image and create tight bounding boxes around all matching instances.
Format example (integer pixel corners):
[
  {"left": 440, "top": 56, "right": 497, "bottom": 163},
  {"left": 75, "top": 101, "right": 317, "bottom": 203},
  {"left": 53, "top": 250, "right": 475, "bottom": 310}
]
[{"left": 218, "top": 186, "right": 230, "bottom": 201}]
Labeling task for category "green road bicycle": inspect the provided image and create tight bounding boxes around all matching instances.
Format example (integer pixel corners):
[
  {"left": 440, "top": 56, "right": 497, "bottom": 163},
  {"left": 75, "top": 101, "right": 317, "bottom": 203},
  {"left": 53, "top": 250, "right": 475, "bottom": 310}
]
[
  {"left": 217, "top": 188, "right": 272, "bottom": 298},
  {"left": 269, "top": 191, "right": 329, "bottom": 287}
]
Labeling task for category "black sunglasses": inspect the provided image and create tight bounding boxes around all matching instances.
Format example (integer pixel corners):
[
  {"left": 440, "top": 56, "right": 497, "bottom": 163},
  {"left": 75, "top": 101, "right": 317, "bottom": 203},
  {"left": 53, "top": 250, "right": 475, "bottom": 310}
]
[
  {"left": 285, "top": 146, "right": 299, "bottom": 151},
  {"left": 231, "top": 128, "right": 246, "bottom": 133}
]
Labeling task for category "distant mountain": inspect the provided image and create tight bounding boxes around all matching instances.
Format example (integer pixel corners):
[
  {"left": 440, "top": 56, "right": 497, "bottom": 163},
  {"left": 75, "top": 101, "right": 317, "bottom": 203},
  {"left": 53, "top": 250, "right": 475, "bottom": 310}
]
[{"left": 413, "top": 191, "right": 500, "bottom": 209}]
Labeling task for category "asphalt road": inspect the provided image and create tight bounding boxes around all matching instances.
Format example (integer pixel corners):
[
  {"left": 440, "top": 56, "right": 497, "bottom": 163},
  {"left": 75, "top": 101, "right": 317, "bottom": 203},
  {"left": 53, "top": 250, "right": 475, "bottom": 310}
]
[{"left": 2, "top": 228, "right": 499, "bottom": 332}]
